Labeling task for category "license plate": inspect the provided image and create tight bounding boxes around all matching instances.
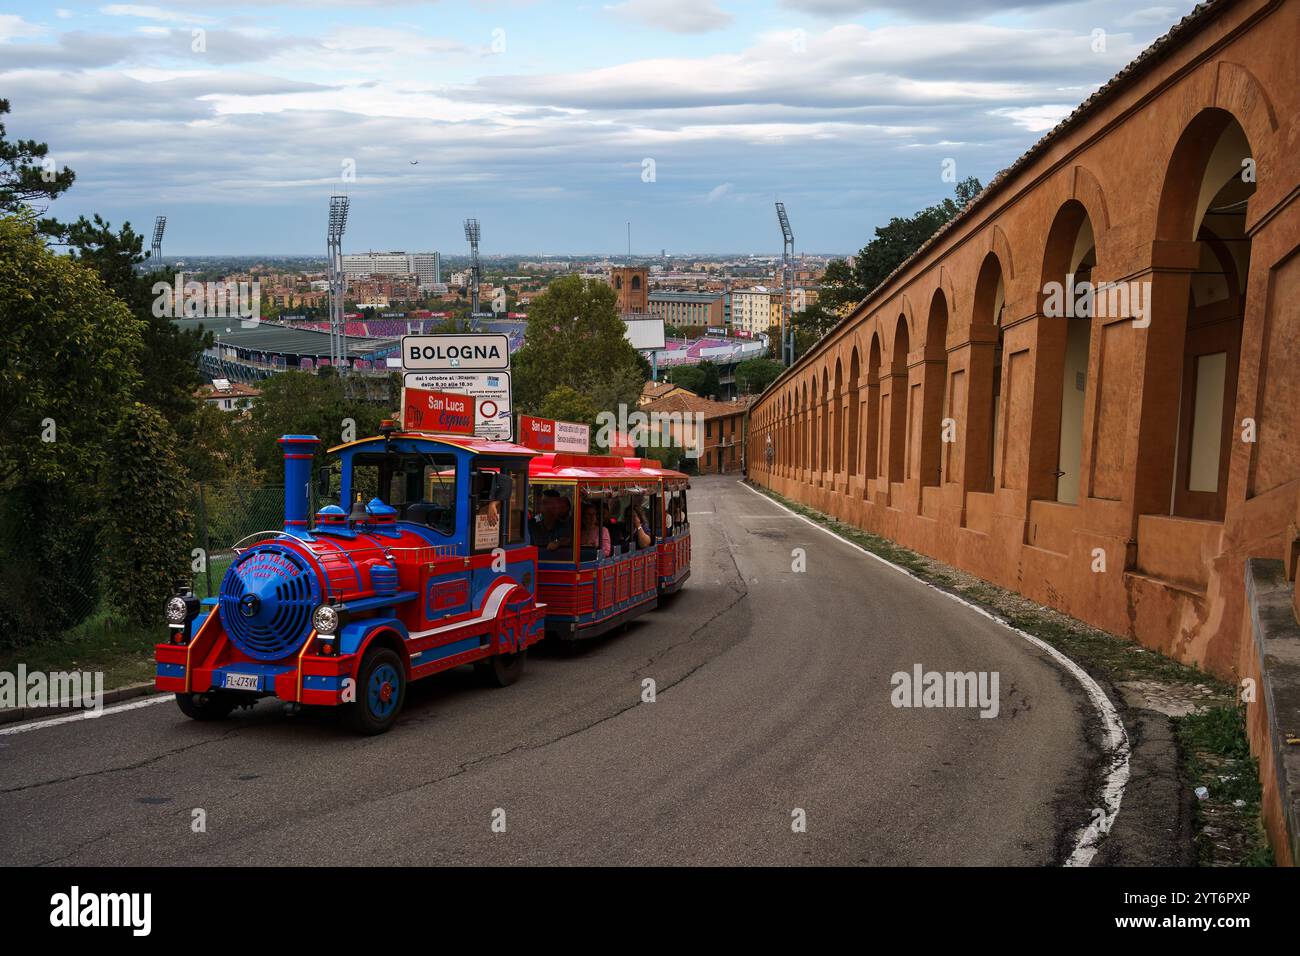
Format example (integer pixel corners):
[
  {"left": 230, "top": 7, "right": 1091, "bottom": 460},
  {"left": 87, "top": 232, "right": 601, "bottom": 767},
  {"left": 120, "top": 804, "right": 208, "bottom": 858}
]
[{"left": 223, "top": 673, "right": 260, "bottom": 691}]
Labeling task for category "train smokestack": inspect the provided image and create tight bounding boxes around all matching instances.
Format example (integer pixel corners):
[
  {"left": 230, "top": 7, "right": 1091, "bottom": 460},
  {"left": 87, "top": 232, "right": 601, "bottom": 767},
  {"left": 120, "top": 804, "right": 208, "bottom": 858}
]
[{"left": 278, "top": 435, "right": 320, "bottom": 537}]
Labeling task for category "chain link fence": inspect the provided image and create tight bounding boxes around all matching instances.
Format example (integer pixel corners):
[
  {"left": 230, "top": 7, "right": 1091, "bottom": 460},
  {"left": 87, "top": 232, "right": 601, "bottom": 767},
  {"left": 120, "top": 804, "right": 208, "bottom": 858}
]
[
  {"left": 0, "top": 481, "right": 293, "bottom": 648},
  {"left": 191, "top": 483, "right": 286, "bottom": 599}
]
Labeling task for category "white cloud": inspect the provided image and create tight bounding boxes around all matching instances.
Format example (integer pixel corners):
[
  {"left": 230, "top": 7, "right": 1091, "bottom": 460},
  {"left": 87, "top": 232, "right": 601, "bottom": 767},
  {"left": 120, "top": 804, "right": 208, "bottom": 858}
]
[
  {"left": 1117, "top": 6, "right": 1180, "bottom": 26},
  {"left": 605, "top": 0, "right": 733, "bottom": 34},
  {"left": 0, "top": 15, "right": 44, "bottom": 42},
  {"left": 100, "top": 5, "right": 216, "bottom": 26},
  {"left": 705, "top": 182, "right": 734, "bottom": 202},
  {"left": 989, "top": 103, "right": 1075, "bottom": 132}
]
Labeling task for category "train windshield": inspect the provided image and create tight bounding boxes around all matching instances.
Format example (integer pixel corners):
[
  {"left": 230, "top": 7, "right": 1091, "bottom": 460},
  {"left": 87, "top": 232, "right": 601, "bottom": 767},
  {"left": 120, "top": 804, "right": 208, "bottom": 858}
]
[{"left": 352, "top": 451, "right": 458, "bottom": 534}]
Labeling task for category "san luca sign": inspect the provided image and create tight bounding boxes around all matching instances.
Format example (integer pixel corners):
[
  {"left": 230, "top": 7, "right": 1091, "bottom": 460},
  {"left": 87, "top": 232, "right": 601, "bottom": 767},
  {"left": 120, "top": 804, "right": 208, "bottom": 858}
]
[{"left": 402, "top": 334, "right": 510, "bottom": 371}]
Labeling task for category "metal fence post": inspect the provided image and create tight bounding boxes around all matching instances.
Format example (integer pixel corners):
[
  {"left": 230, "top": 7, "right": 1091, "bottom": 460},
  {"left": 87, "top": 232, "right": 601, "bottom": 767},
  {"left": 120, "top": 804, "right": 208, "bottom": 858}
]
[{"left": 198, "top": 480, "right": 213, "bottom": 598}]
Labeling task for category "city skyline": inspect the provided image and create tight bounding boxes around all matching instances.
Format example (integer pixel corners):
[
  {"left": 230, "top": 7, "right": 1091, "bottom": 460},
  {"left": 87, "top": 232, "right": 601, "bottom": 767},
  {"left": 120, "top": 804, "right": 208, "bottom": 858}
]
[{"left": 3, "top": 0, "right": 1199, "bottom": 254}]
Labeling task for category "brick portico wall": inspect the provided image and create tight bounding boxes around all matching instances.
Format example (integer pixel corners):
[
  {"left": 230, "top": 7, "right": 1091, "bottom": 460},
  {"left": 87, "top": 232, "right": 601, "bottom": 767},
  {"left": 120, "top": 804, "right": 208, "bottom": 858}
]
[{"left": 747, "top": 0, "right": 1300, "bottom": 856}]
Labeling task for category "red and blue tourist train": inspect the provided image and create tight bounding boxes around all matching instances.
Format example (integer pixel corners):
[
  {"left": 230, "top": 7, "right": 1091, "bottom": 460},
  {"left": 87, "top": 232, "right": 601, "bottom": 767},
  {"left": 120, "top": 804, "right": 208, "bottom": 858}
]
[{"left": 156, "top": 423, "right": 690, "bottom": 734}]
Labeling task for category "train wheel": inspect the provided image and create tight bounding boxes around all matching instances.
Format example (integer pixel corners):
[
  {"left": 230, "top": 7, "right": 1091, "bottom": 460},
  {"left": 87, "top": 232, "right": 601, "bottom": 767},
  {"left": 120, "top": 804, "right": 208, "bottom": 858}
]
[
  {"left": 475, "top": 649, "right": 526, "bottom": 687},
  {"left": 174, "top": 691, "right": 236, "bottom": 721},
  {"left": 346, "top": 648, "right": 405, "bottom": 735}
]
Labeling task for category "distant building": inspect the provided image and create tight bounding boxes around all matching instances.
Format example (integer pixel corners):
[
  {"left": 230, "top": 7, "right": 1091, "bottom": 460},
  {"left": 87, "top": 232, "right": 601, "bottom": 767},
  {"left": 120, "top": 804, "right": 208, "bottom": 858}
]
[
  {"left": 639, "top": 380, "right": 697, "bottom": 407},
  {"left": 648, "top": 291, "right": 724, "bottom": 331},
  {"left": 639, "top": 392, "right": 753, "bottom": 474},
  {"left": 729, "top": 287, "right": 776, "bottom": 335},
  {"left": 343, "top": 251, "right": 441, "bottom": 289},
  {"left": 196, "top": 379, "right": 260, "bottom": 413}
]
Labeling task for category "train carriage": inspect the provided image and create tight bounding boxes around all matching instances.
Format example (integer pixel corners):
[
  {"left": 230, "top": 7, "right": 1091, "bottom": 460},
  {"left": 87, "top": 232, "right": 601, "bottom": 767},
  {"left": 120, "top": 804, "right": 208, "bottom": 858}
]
[
  {"left": 528, "top": 453, "right": 690, "bottom": 641},
  {"left": 625, "top": 456, "right": 691, "bottom": 595},
  {"left": 156, "top": 425, "right": 546, "bottom": 734}
]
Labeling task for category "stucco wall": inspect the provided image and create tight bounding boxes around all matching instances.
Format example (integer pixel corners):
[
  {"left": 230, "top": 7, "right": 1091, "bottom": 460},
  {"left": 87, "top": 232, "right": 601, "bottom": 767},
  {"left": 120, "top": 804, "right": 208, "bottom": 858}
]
[{"left": 748, "top": 0, "right": 1299, "bottom": 684}]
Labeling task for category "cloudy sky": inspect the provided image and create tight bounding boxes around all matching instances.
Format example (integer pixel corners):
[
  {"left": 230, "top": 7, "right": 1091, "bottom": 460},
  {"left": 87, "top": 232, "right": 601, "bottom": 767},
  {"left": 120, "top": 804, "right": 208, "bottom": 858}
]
[{"left": 1, "top": 0, "right": 1197, "bottom": 255}]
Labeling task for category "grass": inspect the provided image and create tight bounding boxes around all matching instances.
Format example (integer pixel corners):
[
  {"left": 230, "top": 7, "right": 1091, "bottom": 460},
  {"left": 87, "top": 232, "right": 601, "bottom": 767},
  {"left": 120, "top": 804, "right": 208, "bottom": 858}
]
[
  {"left": 1175, "top": 705, "right": 1273, "bottom": 866},
  {"left": 0, "top": 608, "right": 159, "bottom": 690},
  {"left": 747, "top": 480, "right": 1272, "bottom": 866},
  {"left": 0, "top": 554, "right": 236, "bottom": 696}
]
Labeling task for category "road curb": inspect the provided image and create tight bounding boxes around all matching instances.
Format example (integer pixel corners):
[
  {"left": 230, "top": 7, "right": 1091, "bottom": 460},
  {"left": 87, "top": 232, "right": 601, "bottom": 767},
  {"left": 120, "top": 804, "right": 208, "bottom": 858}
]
[{"left": 0, "top": 681, "right": 159, "bottom": 726}]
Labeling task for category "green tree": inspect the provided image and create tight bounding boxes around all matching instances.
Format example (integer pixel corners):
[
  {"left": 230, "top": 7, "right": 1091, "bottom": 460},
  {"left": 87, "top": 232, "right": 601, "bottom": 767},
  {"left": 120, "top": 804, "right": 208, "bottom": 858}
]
[
  {"left": 101, "top": 404, "right": 193, "bottom": 625},
  {"left": 665, "top": 361, "right": 720, "bottom": 398},
  {"left": 816, "top": 259, "right": 862, "bottom": 314},
  {"left": 234, "top": 368, "right": 394, "bottom": 478},
  {"left": 851, "top": 176, "right": 982, "bottom": 295},
  {"left": 44, "top": 214, "right": 210, "bottom": 431},
  {"left": 0, "top": 214, "right": 143, "bottom": 489},
  {"left": 537, "top": 384, "right": 599, "bottom": 432},
  {"left": 0, "top": 212, "right": 145, "bottom": 640},
  {"left": 0, "top": 99, "right": 74, "bottom": 214},
  {"left": 788, "top": 178, "right": 984, "bottom": 361},
  {"left": 513, "top": 274, "right": 644, "bottom": 419},
  {"left": 735, "top": 358, "right": 783, "bottom": 395}
]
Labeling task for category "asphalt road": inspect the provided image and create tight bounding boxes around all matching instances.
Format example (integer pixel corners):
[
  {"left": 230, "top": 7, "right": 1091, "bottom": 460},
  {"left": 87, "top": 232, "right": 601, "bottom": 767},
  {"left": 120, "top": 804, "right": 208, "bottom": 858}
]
[{"left": 0, "top": 476, "right": 1101, "bottom": 866}]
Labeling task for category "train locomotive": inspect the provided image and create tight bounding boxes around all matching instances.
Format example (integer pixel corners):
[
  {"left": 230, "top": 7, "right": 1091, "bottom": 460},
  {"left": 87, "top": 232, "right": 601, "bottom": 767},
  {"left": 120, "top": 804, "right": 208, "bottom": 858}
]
[
  {"left": 156, "top": 423, "right": 691, "bottom": 734},
  {"left": 156, "top": 427, "right": 545, "bottom": 734}
]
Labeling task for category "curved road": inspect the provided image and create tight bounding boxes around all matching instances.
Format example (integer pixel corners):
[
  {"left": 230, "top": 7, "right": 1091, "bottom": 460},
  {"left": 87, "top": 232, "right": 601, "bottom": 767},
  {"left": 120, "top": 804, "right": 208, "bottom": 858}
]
[{"left": 0, "top": 476, "right": 1101, "bottom": 866}]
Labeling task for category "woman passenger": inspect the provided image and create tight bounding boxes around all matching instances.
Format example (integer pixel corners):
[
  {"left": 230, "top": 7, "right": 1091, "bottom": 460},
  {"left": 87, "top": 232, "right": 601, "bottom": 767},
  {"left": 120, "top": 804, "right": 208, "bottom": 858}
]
[{"left": 581, "top": 502, "right": 612, "bottom": 558}]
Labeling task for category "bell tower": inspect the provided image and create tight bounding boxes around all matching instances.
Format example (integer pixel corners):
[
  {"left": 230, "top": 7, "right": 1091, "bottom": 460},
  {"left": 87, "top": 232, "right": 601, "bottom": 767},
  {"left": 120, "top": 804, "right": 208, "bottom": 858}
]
[{"left": 610, "top": 265, "right": 649, "bottom": 314}]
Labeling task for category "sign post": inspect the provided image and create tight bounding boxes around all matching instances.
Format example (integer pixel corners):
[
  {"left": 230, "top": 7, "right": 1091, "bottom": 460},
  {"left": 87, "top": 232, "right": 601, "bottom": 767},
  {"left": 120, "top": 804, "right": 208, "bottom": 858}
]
[
  {"left": 518, "top": 415, "right": 591, "bottom": 454},
  {"left": 400, "top": 334, "right": 513, "bottom": 440}
]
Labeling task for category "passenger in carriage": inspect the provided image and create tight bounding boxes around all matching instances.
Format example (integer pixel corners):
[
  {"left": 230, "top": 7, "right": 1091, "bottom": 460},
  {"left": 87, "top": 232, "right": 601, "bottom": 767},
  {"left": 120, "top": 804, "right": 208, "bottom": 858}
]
[
  {"left": 580, "top": 502, "right": 612, "bottom": 558},
  {"left": 623, "top": 493, "right": 653, "bottom": 551},
  {"left": 529, "top": 488, "right": 573, "bottom": 553}
]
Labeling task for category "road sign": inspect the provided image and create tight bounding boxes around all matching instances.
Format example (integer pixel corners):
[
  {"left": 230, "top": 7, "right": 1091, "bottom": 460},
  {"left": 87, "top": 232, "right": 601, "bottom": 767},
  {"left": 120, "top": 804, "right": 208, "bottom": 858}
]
[
  {"left": 401, "top": 333, "right": 510, "bottom": 371},
  {"left": 402, "top": 387, "right": 474, "bottom": 435},
  {"left": 518, "top": 415, "right": 590, "bottom": 453},
  {"left": 404, "top": 371, "right": 512, "bottom": 441}
]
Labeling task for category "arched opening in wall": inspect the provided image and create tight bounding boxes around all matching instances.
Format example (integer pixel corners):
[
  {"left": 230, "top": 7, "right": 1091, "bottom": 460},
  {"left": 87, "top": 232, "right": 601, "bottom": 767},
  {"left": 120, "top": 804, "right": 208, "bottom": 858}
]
[
  {"left": 1040, "top": 200, "right": 1097, "bottom": 505},
  {"left": 801, "top": 382, "right": 809, "bottom": 474},
  {"left": 923, "top": 290, "right": 949, "bottom": 487},
  {"left": 779, "top": 394, "right": 787, "bottom": 471},
  {"left": 631, "top": 274, "right": 641, "bottom": 290},
  {"left": 833, "top": 359, "right": 844, "bottom": 475},
  {"left": 848, "top": 348, "right": 861, "bottom": 480},
  {"left": 969, "top": 254, "right": 1006, "bottom": 492},
  {"left": 888, "top": 315, "right": 910, "bottom": 484},
  {"left": 780, "top": 392, "right": 790, "bottom": 476},
  {"left": 820, "top": 367, "right": 830, "bottom": 475},
  {"left": 1157, "top": 110, "right": 1254, "bottom": 521},
  {"left": 811, "top": 374, "right": 821, "bottom": 476},
  {"left": 866, "top": 335, "right": 882, "bottom": 480}
]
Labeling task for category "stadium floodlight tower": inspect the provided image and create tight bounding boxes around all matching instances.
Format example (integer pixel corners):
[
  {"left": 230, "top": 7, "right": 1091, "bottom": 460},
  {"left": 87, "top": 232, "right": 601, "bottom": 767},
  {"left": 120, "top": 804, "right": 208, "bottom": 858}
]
[
  {"left": 775, "top": 202, "right": 795, "bottom": 367},
  {"left": 151, "top": 216, "right": 166, "bottom": 269},
  {"left": 464, "top": 217, "right": 481, "bottom": 331},
  {"left": 326, "top": 195, "right": 350, "bottom": 371}
]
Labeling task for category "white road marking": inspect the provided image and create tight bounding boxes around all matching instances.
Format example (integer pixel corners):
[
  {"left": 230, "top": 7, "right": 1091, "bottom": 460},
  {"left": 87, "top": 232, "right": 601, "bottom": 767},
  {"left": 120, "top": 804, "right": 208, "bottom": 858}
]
[
  {"left": 0, "top": 694, "right": 171, "bottom": 736},
  {"left": 738, "top": 480, "right": 1129, "bottom": 868}
]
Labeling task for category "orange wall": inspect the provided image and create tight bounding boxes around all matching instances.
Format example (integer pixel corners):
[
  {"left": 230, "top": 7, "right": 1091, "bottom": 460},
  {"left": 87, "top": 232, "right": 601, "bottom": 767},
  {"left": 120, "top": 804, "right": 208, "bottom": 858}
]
[{"left": 748, "top": 0, "right": 1300, "bottom": 683}]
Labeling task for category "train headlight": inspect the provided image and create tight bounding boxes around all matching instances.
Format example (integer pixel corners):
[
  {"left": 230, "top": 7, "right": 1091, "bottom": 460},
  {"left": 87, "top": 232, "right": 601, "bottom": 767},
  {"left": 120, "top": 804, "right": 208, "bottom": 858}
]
[
  {"left": 313, "top": 604, "right": 339, "bottom": 636},
  {"left": 165, "top": 596, "right": 189, "bottom": 624}
]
